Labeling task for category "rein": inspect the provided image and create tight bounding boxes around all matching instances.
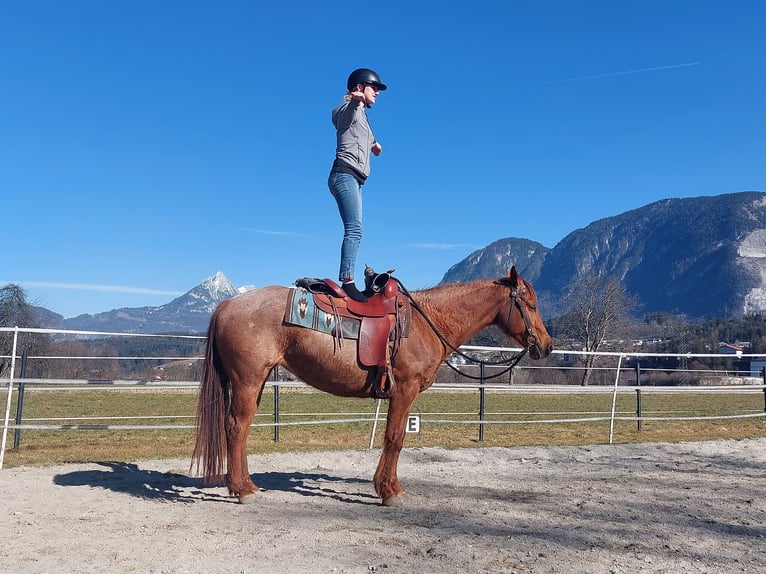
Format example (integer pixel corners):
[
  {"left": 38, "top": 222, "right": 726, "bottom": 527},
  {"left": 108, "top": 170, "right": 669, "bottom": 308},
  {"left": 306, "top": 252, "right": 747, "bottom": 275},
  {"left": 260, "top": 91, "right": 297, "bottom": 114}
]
[{"left": 394, "top": 279, "right": 535, "bottom": 381}]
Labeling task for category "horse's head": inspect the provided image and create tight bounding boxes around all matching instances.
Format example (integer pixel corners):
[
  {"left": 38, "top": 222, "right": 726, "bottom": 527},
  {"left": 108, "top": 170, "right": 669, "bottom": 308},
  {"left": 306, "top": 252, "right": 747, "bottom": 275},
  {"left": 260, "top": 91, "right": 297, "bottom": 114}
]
[{"left": 494, "top": 267, "right": 553, "bottom": 360}]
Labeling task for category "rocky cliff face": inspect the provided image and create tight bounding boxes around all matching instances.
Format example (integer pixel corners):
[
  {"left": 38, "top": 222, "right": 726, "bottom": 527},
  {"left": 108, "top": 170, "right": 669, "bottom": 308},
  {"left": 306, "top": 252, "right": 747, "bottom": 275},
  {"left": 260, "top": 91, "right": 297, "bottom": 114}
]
[{"left": 737, "top": 218, "right": 766, "bottom": 314}]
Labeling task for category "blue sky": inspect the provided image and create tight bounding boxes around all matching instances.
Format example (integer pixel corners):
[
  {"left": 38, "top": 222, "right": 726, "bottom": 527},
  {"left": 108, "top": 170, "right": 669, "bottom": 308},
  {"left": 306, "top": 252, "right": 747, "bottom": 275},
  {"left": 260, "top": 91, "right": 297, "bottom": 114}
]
[{"left": 2, "top": 1, "right": 764, "bottom": 318}]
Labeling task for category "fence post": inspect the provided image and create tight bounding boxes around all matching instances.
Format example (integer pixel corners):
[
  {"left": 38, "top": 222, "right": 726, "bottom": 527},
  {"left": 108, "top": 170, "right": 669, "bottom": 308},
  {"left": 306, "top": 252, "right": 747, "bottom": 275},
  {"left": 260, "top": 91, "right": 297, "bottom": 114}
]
[
  {"left": 762, "top": 367, "right": 766, "bottom": 414},
  {"left": 368, "top": 399, "right": 383, "bottom": 450},
  {"left": 608, "top": 354, "right": 624, "bottom": 445},
  {"left": 478, "top": 362, "right": 486, "bottom": 442},
  {"left": 272, "top": 366, "right": 280, "bottom": 443},
  {"left": 635, "top": 360, "right": 642, "bottom": 432},
  {"left": 12, "top": 351, "right": 28, "bottom": 450},
  {"left": 0, "top": 327, "right": 20, "bottom": 470}
]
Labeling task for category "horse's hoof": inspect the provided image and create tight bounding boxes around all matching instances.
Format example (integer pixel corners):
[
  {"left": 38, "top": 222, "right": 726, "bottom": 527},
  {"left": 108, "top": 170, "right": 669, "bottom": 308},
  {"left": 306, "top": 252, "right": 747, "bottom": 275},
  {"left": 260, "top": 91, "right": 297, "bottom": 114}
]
[
  {"left": 381, "top": 493, "right": 406, "bottom": 507},
  {"left": 238, "top": 491, "right": 261, "bottom": 504}
]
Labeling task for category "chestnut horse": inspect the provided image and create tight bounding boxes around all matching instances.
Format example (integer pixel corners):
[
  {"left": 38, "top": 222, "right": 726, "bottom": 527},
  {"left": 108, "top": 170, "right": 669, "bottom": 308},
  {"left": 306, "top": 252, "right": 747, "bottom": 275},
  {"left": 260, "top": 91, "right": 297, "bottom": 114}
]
[{"left": 192, "top": 267, "right": 553, "bottom": 506}]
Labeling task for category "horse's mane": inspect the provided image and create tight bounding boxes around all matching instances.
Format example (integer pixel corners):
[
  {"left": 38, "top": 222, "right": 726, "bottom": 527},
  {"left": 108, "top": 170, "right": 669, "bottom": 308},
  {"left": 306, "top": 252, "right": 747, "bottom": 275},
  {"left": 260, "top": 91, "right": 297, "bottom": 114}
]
[
  {"left": 409, "top": 278, "right": 499, "bottom": 302},
  {"left": 405, "top": 279, "right": 505, "bottom": 340}
]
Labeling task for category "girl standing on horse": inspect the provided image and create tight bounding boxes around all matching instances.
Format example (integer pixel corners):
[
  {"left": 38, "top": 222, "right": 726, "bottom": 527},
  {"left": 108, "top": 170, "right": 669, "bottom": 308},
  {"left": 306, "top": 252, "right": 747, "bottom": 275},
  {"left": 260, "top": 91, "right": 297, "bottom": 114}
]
[{"left": 328, "top": 68, "right": 387, "bottom": 302}]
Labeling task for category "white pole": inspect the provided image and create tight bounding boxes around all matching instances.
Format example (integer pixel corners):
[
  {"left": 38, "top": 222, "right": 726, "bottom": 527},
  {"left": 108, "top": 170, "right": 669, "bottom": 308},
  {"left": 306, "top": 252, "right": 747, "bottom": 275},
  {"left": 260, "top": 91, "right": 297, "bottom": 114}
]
[
  {"left": 368, "top": 399, "right": 383, "bottom": 450},
  {"left": 0, "top": 327, "right": 20, "bottom": 469},
  {"left": 608, "top": 353, "right": 624, "bottom": 445}
]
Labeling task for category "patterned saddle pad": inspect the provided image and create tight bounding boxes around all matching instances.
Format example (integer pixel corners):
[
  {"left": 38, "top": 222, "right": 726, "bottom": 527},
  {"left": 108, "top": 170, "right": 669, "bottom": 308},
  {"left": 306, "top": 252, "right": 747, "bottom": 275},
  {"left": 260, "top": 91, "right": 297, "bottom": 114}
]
[{"left": 284, "top": 287, "right": 361, "bottom": 339}]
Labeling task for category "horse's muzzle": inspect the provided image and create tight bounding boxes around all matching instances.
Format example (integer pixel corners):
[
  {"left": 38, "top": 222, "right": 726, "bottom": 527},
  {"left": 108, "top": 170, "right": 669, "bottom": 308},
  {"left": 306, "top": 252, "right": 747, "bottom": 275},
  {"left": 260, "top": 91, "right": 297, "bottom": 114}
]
[{"left": 528, "top": 337, "right": 553, "bottom": 360}]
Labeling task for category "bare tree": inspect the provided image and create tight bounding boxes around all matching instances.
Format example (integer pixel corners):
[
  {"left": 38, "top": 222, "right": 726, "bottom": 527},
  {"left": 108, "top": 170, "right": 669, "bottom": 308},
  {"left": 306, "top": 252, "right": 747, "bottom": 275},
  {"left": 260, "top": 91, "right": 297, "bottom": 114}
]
[
  {"left": 560, "top": 273, "right": 639, "bottom": 386},
  {"left": 0, "top": 284, "right": 49, "bottom": 377}
]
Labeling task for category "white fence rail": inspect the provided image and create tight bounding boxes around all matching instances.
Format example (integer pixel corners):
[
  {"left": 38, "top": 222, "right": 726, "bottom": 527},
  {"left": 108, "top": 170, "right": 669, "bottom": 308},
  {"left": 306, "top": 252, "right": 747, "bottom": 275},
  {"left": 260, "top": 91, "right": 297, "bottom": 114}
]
[{"left": 2, "top": 327, "right": 766, "bottom": 468}]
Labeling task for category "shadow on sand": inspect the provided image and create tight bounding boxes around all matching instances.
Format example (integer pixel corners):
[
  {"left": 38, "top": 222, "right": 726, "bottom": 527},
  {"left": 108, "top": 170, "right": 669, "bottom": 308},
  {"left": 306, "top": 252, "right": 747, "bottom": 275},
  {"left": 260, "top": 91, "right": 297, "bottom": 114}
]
[{"left": 53, "top": 462, "right": 378, "bottom": 505}]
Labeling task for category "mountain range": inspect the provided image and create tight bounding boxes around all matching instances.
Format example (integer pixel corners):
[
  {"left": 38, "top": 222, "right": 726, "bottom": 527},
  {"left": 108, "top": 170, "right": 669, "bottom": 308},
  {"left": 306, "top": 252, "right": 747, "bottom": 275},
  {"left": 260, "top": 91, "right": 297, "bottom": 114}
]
[
  {"left": 443, "top": 191, "right": 766, "bottom": 319},
  {"left": 36, "top": 272, "right": 247, "bottom": 334},
  {"left": 32, "top": 191, "right": 766, "bottom": 333}
]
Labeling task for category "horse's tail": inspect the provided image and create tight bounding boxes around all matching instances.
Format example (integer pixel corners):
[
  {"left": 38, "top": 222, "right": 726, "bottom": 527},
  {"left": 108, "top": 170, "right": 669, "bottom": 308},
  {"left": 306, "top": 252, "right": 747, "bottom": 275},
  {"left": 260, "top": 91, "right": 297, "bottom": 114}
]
[{"left": 191, "top": 307, "right": 229, "bottom": 484}]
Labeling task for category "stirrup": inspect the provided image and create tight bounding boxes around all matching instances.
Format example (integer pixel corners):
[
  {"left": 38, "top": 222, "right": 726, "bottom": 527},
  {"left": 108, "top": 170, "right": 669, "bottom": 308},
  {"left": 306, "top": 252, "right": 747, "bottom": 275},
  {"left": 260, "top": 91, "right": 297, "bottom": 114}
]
[{"left": 373, "top": 365, "right": 395, "bottom": 399}]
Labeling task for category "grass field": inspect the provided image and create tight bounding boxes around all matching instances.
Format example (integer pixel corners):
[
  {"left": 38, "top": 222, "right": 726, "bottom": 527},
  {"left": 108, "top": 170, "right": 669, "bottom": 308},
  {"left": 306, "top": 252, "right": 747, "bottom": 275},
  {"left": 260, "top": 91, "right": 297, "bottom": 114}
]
[{"left": 3, "top": 385, "right": 765, "bottom": 468}]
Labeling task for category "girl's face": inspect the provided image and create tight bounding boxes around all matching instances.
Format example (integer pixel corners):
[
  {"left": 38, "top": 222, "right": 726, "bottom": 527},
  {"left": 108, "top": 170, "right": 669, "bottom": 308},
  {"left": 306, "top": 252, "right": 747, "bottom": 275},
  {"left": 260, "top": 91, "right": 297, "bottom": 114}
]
[{"left": 361, "top": 84, "right": 380, "bottom": 106}]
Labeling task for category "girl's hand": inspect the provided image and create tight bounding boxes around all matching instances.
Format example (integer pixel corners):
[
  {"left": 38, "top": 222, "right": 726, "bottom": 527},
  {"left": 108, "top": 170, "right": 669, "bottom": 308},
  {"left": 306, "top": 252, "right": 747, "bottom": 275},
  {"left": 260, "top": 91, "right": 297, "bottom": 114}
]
[{"left": 371, "top": 141, "right": 382, "bottom": 156}]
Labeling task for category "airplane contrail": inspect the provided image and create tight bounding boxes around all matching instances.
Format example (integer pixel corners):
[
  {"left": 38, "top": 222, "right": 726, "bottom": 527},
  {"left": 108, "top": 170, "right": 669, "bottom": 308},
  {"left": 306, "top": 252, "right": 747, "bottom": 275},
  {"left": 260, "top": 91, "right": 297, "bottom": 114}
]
[
  {"left": 244, "top": 228, "right": 315, "bottom": 239},
  {"left": 512, "top": 62, "right": 701, "bottom": 89}
]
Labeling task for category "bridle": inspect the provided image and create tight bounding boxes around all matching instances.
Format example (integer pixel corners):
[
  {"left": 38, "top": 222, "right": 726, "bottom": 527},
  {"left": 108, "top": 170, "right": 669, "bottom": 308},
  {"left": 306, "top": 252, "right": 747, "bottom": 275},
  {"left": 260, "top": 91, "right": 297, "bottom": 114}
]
[
  {"left": 395, "top": 279, "right": 542, "bottom": 381},
  {"left": 508, "top": 284, "right": 541, "bottom": 359}
]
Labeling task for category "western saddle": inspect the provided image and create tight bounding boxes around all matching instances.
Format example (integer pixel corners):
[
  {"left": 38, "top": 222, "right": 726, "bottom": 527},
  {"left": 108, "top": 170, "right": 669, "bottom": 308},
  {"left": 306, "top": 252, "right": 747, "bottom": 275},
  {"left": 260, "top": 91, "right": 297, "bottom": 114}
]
[{"left": 295, "top": 270, "right": 410, "bottom": 398}]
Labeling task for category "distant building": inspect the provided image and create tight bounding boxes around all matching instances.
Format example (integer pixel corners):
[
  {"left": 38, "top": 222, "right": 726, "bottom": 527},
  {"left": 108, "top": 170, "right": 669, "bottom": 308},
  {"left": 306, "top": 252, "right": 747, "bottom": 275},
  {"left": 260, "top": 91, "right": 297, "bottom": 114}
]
[
  {"left": 718, "top": 342, "right": 744, "bottom": 355},
  {"left": 446, "top": 353, "right": 467, "bottom": 367},
  {"left": 632, "top": 336, "right": 663, "bottom": 347},
  {"left": 750, "top": 359, "right": 766, "bottom": 378}
]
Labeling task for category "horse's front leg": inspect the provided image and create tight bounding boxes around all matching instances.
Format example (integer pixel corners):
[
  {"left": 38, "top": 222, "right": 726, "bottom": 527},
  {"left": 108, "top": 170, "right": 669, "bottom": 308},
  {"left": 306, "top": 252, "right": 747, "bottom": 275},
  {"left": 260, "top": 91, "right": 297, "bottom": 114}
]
[
  {"left": 225, "top": 380, "right": 264, "bottom": 503},
  {"left": 373, "top": 384, "right": 419, "bottom": 506}
]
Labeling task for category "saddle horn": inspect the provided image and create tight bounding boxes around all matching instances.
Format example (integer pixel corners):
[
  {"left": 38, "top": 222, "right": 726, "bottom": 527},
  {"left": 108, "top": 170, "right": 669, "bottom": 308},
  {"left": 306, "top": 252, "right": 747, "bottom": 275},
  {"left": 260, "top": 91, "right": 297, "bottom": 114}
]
[
  {"left": 364, "top": 266, "right": 395, "bottom": 293},
  {"left": 371, "top": 272, "right": 392, "bottom": 293}
]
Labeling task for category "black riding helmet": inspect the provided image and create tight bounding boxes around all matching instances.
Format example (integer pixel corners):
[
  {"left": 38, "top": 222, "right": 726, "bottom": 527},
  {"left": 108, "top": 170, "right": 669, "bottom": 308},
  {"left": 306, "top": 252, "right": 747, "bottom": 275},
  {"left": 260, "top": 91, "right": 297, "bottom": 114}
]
[{"left": 347, "top": 68, "right": 387, "bottom": 92}]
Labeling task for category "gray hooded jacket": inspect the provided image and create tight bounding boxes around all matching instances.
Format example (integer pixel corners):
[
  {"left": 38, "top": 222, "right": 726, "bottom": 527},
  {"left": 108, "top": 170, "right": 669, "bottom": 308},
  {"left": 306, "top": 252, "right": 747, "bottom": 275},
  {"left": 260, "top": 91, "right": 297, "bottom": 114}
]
[{"left": 331, "top": 99, "right": 375, "bottom": 183}]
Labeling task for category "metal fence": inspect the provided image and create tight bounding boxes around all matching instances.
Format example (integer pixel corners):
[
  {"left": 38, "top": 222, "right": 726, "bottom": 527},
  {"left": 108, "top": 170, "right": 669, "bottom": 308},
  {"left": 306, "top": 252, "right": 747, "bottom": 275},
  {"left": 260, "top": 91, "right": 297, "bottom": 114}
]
[{"left": 3, "top": 327, "right": 766, "bottom": 468}]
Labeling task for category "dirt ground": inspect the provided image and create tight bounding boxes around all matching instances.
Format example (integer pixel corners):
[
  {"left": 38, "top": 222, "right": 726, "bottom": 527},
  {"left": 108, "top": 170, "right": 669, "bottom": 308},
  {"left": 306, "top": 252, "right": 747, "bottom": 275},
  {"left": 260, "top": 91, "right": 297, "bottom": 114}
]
[{"left": 2, "top": 439, "right": 765, "bottom": 573}]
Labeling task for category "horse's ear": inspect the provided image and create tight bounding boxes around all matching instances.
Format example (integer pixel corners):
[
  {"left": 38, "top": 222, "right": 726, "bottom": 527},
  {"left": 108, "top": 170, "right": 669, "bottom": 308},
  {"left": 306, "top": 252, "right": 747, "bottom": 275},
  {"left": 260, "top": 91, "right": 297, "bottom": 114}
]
[{"left": 496, "top": 266, "right": 520, "bottom": 288}]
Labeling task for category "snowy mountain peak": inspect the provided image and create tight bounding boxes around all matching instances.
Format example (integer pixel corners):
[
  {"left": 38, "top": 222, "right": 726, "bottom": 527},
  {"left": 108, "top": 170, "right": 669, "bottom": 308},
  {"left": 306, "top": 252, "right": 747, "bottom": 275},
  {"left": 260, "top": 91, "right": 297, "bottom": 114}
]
[{"left": 199, "top": 271, "right": 239, "bottom": 299}]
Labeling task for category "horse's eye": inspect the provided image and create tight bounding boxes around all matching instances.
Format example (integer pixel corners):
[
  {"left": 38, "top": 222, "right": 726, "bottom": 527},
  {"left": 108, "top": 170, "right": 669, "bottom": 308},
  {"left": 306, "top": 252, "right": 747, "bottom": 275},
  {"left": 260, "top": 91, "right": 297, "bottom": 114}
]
[{"left": 528, "top": 303, "right": 537, "bottom": 311}]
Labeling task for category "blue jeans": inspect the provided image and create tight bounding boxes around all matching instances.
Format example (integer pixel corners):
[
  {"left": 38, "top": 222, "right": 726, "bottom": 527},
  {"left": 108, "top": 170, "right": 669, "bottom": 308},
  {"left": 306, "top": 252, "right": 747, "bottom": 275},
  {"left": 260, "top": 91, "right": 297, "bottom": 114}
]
[{"left": 328, "top": 171, "right": 363, "bottom": 282}]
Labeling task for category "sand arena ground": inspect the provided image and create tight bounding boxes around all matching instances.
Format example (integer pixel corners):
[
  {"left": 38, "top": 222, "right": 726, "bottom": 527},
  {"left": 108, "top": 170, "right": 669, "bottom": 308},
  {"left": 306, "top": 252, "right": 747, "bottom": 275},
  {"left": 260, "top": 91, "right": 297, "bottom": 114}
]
[{"left": 2, "top": 439, "right": 765, "bottom": 573}]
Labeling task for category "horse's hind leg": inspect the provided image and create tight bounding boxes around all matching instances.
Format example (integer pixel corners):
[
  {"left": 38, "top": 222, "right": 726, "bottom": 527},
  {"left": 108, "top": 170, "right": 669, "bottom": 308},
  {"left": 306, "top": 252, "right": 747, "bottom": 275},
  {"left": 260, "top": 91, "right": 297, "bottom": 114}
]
[{"left": 225, "top": 371, "right": 268, "bottom": 503}]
